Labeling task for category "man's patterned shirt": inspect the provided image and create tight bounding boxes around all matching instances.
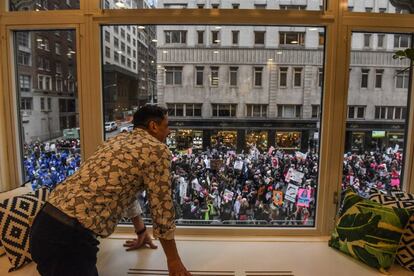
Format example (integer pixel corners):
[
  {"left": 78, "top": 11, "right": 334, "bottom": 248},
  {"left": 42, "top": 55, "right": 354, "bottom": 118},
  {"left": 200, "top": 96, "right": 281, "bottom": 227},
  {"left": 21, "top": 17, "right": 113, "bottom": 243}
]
[{"left": 48, "top": 128, "right": 176, "bottom": 239}]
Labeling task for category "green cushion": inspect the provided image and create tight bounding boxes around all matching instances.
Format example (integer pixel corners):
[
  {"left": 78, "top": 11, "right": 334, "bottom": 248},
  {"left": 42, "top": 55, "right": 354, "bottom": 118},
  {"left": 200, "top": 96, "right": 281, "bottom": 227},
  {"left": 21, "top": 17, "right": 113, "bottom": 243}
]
[
  {"left": 329, "top": 188, "right": 412, "bottom": 272},
  {"left": 369, "top": 188, "right": 414, "bottom": 272}
]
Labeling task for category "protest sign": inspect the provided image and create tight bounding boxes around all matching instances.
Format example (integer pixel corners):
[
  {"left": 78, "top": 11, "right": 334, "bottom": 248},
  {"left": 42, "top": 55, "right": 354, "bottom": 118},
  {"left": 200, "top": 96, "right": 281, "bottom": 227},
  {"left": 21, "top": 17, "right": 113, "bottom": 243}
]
[
  {"left": 223, "top": 189, "right": 234, "bottom": 201},
  {"left": 285, "top": 183, "right": 299, "bottom": 202},
  {"left": 290, "top": 169, "right": 304, "bottom": 183},
  {"left": 273, "top": 190, "right": 283, "bottom": 206},
  {"left": 297, "top": 188, "right": 311, "bottom": 207}
]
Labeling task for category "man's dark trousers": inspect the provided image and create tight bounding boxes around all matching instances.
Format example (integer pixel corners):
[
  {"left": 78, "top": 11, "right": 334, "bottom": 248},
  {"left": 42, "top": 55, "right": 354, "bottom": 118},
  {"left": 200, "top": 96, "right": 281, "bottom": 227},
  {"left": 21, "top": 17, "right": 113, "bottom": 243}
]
[{"left": 29, "top": 206, "right": 100, "bottom": 276}]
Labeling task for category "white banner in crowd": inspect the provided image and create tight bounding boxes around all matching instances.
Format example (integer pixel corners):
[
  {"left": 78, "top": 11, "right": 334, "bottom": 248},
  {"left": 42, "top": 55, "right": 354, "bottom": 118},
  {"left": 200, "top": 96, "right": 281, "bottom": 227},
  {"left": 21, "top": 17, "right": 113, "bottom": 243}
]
[
  {"left": 285, "top": 168, "right": 304, "bottom": 183},
  {"left": 291, "top": 169, "right": 304, "bottom": 183},
  {"left": 204, "top": 158, "right": 210, "bottom": 169},
  {"left": 295, "top": 151, "right": 307, "bottom": 160},
  {"left": 234, "top": 160, "right": 243, "bottom": 170},
  {"left": 191, "top": 178, "right": 202, "bottom": 192},
  {"left": 394, "top": 144, "right": 399, "bottom": 153},
  {"left": 227, "top": 150, "right": 236, "bottom": 156},
  {"left": 285, "top": 183, "right": 299, "bottom": 202}
]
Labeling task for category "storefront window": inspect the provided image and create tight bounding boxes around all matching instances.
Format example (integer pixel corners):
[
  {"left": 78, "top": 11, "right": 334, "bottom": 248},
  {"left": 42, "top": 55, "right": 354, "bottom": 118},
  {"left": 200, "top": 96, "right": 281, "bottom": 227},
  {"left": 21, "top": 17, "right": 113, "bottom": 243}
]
[
  {"left": 166, "top": 130, "right": 177, "bottom": 150},
  {"left": 169, "top": 129, "right": 204, "bottom": 153},
  {"left": 276, "top": 132, "right": 301, "bottom": 150},
  {"left": 246, "top": 131, "right": 268, "bottom": 153},
  {"left": 15, "top": 30, "right": 80, "bottom": 190},
  {"left": 343, "top": 32, "right": 412, "bottom": 196},
  {"left": 351, "top": 132, "right": 365, "bottom": 152},
  {"left": 210, "top": 131, "right": 237, "bottom": 151}
]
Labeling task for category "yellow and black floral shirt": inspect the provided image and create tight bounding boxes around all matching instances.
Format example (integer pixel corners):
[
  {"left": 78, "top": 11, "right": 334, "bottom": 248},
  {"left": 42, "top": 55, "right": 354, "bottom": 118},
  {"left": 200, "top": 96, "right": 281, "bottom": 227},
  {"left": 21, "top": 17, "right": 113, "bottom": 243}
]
[{"left": 48, "top": 128, "right": 176, "bottom": 239}]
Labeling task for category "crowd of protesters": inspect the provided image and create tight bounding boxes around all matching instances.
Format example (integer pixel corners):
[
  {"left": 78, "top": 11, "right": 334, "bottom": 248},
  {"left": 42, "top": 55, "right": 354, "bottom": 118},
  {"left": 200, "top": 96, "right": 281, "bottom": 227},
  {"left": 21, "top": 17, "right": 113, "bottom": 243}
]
[
  {"left": 162, "top": 146, "right": 319, "bottom": 226},
  {"left": 342, "top": 149, "right": 403, "bottom": 197},
  {"left": 23, "top": 138, "right": 403, "bottom": 226}
]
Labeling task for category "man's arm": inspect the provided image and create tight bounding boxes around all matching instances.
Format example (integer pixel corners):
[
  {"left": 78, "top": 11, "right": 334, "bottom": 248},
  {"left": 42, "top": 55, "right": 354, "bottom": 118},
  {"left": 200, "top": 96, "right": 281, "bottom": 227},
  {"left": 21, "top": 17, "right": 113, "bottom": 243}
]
[
  {"left": 143, "top": 144, "right": 190, "bottom": 275},
  {"left": 123, "top": 200, "right": 158, "bottom": 250},
  {"left": 159, "top": 238, "right": 191, "bottom": 276}
]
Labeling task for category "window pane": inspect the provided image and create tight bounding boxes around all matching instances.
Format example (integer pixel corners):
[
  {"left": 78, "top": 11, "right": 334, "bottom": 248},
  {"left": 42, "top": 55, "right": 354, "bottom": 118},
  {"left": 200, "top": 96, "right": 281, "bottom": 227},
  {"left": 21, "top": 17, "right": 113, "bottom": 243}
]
[
  {"left": 279, "top": 67, "right": 288, "bottom": 87},
  {"left": 344, "top": 32, "right": 412, "bottom": 197},
  {"left": 347, "top": 1, "right": 413, "bottom": 14},
  {"left": 15, "top": 30, "right": 80, "bottom": 190},
  {"left": 230, "top": 67, "right": 238, "bottom": 86},
  {"left": 102, "top": 1, "right": 323, "bottom": 10},
  {"left": 196, "top": 67, "right": 203, "bottom": 86},
  {"left": 10, "top": 0, "right": 80, "bottom": 11},
  {"left": 103, "top": 24, "right": 325, "bottom": 228}
]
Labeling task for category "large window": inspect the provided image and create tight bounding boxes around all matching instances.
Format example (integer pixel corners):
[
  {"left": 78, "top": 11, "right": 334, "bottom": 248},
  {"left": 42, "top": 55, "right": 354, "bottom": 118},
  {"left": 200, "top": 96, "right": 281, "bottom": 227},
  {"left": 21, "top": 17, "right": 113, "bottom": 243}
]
[
  {"left": 344, "top": 32, "right": 412, "bottom": 197},
  {"left": 14, "top": 30, "right": 80, "bottom": 189}
]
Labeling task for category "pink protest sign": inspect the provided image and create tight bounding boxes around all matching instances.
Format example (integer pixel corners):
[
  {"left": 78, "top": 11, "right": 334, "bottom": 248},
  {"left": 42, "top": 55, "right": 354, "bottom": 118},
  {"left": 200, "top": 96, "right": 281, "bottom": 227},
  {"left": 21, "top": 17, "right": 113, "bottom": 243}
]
[{"left": 296, "top": 188, "right": 311, "bottom": 207}]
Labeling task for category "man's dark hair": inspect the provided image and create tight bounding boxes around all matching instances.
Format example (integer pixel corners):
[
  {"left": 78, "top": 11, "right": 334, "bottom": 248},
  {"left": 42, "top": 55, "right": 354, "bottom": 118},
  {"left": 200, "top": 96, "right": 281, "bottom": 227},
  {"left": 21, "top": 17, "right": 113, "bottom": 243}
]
[{"left": 133, "top": 104, "right": 168, "bottom": 128}]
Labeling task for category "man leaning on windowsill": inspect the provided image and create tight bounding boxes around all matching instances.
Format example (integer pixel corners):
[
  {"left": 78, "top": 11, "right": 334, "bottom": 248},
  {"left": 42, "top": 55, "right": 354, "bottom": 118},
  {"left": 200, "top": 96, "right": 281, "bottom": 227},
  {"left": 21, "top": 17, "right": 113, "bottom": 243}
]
[{"left": 29, "top": 105, "right": 191, "bottom": 276}]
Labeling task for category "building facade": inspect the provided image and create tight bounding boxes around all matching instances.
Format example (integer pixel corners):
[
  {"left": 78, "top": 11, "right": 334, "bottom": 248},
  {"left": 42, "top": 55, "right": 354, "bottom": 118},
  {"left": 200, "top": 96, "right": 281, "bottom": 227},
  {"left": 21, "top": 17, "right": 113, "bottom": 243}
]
[
  {"left": 156, "top": 0, "right": 411, "bottom": 153},
  {"left": 102, "top": 0, "right": 157, "bottom": 121}
]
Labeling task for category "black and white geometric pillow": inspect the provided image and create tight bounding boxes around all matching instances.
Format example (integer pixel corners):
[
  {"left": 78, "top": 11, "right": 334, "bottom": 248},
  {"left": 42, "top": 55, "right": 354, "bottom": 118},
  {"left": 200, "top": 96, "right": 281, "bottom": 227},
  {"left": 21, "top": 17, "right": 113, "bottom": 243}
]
[
  {"left": 369, "top": 188, "right": 414, "bottom": 272},
  {"left": 391, "top": 190, "right": 414, "bottom": 202},
  {"left": 0, "top": 188, "right": 50, "bottom": 272},
  {"left": 369, "top": 188, "right": 414, "bottom": 209}
]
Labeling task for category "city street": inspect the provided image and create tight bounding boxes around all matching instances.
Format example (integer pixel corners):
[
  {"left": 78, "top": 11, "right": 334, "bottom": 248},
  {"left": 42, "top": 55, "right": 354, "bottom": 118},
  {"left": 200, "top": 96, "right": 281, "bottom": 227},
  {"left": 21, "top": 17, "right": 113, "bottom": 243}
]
[{"left": 105, "top": 121, "right": 133, "bottom": 139}]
